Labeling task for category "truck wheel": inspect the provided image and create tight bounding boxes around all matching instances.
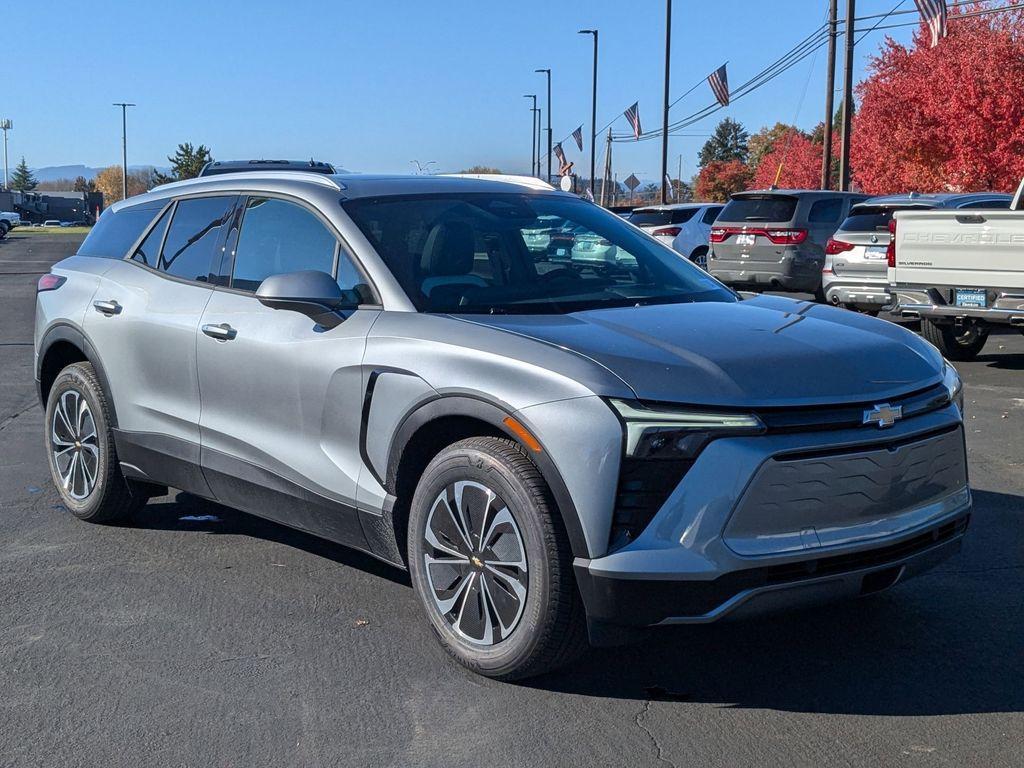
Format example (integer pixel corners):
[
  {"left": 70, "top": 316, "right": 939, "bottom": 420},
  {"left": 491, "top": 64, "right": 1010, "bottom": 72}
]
[
  {"left": 408, "top": 436, "right": 587, "bottom": 680},
  {"left": 45, "top": 362, "right": 146, "bottom": 523},
  {"left": 921, "top": 318, "right": 989, "bottom": 361}
]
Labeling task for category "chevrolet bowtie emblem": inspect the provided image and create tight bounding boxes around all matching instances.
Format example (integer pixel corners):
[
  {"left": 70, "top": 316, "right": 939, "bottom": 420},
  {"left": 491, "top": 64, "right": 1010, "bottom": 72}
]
[{"left": 863, "top": 403, "right": 903, "bottom": 428}]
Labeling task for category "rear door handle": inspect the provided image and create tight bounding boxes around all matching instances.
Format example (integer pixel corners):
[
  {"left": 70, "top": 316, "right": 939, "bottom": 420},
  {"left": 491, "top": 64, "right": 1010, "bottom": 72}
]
[
  {"left": 202, "top": 323, "right": 237, "bottom": 341},
  {"left": 93, "top": 300, "right": 122, "bottom": 316}
]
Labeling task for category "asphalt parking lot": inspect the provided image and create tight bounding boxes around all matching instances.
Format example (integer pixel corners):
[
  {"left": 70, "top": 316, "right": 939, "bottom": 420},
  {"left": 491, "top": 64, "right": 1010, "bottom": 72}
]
[{"left": 1, "top": 233, "right": 1022, "bottom": 768}]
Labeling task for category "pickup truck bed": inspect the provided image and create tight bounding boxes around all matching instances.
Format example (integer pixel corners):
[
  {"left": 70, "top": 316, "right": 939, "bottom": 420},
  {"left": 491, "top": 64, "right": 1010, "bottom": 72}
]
[{"left": 890, "top": 207, "right": 1024, "bottom": 359}]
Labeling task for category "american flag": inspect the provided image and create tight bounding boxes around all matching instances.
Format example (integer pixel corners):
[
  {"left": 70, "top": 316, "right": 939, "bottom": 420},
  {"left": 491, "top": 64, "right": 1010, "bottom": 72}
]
[
  {"left": 572, "top": 125, "right": 584, "bottom": 152},
  {"left": 624, "top": 102, "right": 642, "bottom": 139},
  {"left": 914, "top": 0, "right": 948, "bottom": 48},
  {"left": 553, "top": 142, "right": 567, "bottom": 167},
  {"left": 708, "top": 64, "right": 730, "bottom": 107}
]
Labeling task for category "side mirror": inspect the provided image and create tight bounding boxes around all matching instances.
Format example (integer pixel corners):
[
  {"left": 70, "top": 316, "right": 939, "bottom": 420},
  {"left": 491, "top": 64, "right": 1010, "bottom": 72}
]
[{"left": 256, "top": 270, "right": 353, "bottom": 324}]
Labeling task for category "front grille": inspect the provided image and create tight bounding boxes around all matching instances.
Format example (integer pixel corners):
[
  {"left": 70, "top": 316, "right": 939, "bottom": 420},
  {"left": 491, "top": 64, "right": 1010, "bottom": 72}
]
[{"left": 610, "top": 458, "right": 692, "bottom": 549}]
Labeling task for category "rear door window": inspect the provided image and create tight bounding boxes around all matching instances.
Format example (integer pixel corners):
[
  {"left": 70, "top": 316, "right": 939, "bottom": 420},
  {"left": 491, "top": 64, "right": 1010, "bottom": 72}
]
[
  {"left": 808, "top": 197, "right": 844, "bottom": 224},
  {"left": 719, "top": 195, "right": 798, "bottom": 223},
  {"left": 77, "top": 201, "right": 165, "bottom": 259},
  {"left": 131, "top": 207, "right": 172, "bottom": 267},
  {"left": 157, "top": 196, "right": 236, "bottom": 282}
]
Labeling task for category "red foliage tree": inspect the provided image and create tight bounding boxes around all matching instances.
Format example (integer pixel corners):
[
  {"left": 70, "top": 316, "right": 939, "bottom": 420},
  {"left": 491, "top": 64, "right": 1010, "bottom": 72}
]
[
  {"left": 852, "top": 4, "right": 1024, "bottom": 194},
  {"left": 694, "top": 159, "right": 754, "bottom": 202},
  {"left": 752, "top": 129, "right": 824, "bottom": 189}
]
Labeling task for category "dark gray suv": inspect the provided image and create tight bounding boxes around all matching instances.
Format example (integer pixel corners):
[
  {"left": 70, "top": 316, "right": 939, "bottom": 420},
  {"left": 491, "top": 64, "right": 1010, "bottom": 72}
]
[
  {"left": 709, "top": 190, "right": 868, "bottom": 296},
  {"left": 34, "top": 172, "right": 969, "bottom": 680}
]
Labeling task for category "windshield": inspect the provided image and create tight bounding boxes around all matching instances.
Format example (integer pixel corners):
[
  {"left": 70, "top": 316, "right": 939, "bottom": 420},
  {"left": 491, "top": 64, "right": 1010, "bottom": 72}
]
[
  {"left": 719, "top": 195, "right": 798, "bottom": 223},
  {"left": 343, "top": 193, "right": 735, "bottom": 314},
  {"left": 629, "top": 208, "right": 698, "bottom": 227}
]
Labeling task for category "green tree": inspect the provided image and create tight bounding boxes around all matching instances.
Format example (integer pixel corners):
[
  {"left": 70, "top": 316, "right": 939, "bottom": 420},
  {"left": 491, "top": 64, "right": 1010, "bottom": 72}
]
[
  {"left": 698, "top": 118, "right": 749, "bottom": 167},
  {"left": 10, "top": 157, "right": 37, "bottom": 191},
  {"left": 749, "top": 123, "right": 806, "bottom": 171},
  {"left": 459, "top": 165, "right": 502, "bottom": 174},
  {"left": 153, "top": 142, "right": 213, "bottom": 184},
  {"left": 73, "top": 176, "right": 95, "bottom": 193}
]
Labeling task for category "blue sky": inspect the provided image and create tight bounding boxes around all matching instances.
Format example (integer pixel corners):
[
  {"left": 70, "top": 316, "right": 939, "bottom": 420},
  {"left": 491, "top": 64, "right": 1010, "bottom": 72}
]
[{"left": 8, "top": 0, "right": 918, "bottom": 180}]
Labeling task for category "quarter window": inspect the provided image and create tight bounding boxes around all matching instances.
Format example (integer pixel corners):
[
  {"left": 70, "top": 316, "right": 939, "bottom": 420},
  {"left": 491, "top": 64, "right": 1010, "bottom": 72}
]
[
  {"left": 231, "top": 198, "right": 339, "bottom": 292},
  {"left": 158, "top": 196, "right": 235, "bottom": 281},
  {"left": 701, "top": 206, "right": 722, "bottom": 225},
  {"left": 808, "top": 198, "right": 844, "bottom": 224}
]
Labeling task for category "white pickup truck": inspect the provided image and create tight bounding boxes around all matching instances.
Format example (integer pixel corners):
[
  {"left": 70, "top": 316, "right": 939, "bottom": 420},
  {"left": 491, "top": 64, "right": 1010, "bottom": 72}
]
[{"left": 889, "top": 182, "right": 1024, "bottom": 360}]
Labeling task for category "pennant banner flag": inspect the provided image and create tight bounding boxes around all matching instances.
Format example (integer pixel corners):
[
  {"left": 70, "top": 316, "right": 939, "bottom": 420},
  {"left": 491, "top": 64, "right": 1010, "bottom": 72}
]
[
  {"left": 914, "top": 0, "right": 948, "bottom": 48},
  {"left": 708, "top": 64, "right": 730, "bottom": 107},
  {"left": 624, "top": 102, "right": 642, "bottom": 139},
  {"left": 572, "top": 125, "right": 584, "bottom": 152}
]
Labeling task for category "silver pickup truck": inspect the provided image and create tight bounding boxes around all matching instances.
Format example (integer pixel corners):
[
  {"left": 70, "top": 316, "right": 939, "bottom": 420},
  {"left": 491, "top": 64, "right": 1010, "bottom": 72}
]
[{"left": 889, "top": 182, "right": 1024, "bottom": 360}]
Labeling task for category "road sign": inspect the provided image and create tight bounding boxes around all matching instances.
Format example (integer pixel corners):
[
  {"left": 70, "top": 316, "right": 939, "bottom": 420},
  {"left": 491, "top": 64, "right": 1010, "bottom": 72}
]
[{"left": 624, "top": 173, "right": 641, "bottom": 192}]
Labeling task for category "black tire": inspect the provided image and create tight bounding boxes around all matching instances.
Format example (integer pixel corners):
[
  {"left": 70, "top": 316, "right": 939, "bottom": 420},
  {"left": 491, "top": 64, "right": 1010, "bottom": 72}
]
[
  {"left": 921, "top": 318, "right": 989, "bottom": 361},
  {"left": 408, "top": 436, "right": 587, "bottom": 680},
  {"left": 0, "top": 221, "right": 8, "bottom": 238},
  {"left": 690, "top": 246, "right": 709, "bottom": 270},
  {"left": 44, "top": 362, "right": 145, "bottom": 523}
]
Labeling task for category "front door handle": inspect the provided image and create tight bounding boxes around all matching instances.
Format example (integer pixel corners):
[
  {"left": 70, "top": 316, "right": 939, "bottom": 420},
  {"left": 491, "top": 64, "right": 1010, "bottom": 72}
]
[
  {"left": 93, "top": 300, "right": 122, "bottom": 316},
  {"left": 202, "top": 323, "right": 237, "bottom": 341}
]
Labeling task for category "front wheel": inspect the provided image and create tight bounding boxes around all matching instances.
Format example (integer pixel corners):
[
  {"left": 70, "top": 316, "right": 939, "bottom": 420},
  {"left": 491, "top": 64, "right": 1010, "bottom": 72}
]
[
  {"left": 45, "top": 362, "right": 145, "bottom": 523},
  {"left": 921, "top": 318, "right": 989, "bottom": 361},
  {"left": 408, "top": 437, "right": 586, "bottom": 680}
]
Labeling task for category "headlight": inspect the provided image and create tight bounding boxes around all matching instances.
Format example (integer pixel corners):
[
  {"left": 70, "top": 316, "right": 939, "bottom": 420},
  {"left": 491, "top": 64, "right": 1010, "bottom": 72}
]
[
  {"left": 609, "top": 399, "right": 765, "bottom": 459},
  {"left": 942, "top": 361, "right": 964, "bottom": 415}
]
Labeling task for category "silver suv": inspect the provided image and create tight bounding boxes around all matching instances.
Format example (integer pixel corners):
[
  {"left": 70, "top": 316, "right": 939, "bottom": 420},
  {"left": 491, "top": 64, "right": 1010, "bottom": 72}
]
[{"left": 35, "top": 172, "right": 970, "bottom": 679}]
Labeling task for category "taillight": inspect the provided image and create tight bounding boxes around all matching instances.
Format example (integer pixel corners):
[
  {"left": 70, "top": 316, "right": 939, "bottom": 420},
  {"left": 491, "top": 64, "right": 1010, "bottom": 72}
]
[
  {"left": 709, "top": 227, "right": 728, "bottom": 243},
  {"left": 764, "top": 228, "right": 808, "bottom": 245},
  {"left": 652, "top": 226, "right": 682, "bottom": 237},
  {"left": 887, "top": 218, "right": 897, "bottom": 268},
  {"left": 37, "top": 274, "right": 66, "bottom": 292},
  {"left": 825, "top": 238, "right": 854, "bottom": 255}
]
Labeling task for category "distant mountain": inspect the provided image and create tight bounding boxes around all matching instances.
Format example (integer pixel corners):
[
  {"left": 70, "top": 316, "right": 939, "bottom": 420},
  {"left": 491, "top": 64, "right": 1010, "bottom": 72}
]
[{"left": 30, "top": 164, "right": 170, "bottom": 182}]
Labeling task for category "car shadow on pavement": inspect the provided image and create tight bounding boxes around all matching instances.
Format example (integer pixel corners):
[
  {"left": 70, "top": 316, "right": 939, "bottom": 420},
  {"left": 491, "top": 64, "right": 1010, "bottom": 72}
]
[
  {"left": 130, "top": 491, "right": 411, "bottom": 587},
  {"left": 530, "top": 488, "right": 1024, "bottom": 717}
]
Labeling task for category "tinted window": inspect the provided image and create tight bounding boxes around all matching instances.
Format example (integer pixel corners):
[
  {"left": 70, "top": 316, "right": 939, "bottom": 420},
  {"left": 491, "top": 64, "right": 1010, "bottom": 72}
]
[
  {"left": 343, "top": 193, "right": 733, "bottom": 314},
  {"left": 840, "top": 205, "right": 928, "bottom": 233},
  {"left": 77, "top": 201, "right": 164, "bottom": 259},
  {"left": 131, "top": 207, "right": 171, "bottom": 267},
  {"left": 719, "top": 195, "right": 798, "bottom": 223},
  {"left": 231, "top": 198, "right": 338, "bottom": 292},
  {"left": 808, "top": 197, "right": 844, "bottom": 224},
  {"left": 629, "top": 209, "right": 696, "bottom": 227},
  {"left": 158, "top": 196, "right": 234, "bottom": 281},
  {"left": 958, "top": 198, "right": 1011, "bottom": 209},
  {"left": 701, "top": 206, "right": 723, "bottom": 224}
]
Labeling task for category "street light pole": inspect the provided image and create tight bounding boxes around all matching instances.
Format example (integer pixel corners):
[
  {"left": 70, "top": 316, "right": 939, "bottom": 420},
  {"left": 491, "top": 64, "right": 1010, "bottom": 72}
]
[
  {"left": 0, "top": 120, "right": 11, "bottom": 190},
  {"left": 535, "top": 107, "right": 543, "bottom": 176},
  {"left": 578, "top": 29, "right": 598, "bottom": 198},
  {"left": 838, "top": 0, "right": 855, "bottom": 191},
  {"left": 821, "top": 0, "right": 839, "bottom": 190},
  {"left": 660, "top": 0, "right": 672, "bottom": 204},
  {"left": 113, "top": 102, "right": 135, "bottom": 199},
  {"left": 523, "top": 94, "right": 537, "bottom": 177},
  {"left": 535, "top": 68, "right": 552, "bottom": 182}
]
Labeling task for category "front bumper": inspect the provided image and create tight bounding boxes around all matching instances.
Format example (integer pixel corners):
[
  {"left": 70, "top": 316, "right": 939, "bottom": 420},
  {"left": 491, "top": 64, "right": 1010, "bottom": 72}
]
[{"left": 574, "top": 405, "right": 969, "bottom": 632}]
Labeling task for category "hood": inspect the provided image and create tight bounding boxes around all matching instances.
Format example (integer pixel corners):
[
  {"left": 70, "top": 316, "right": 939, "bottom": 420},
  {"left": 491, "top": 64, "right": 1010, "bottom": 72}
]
[{"left": 455, "top": 295, "right": 944, "bottom": 408}]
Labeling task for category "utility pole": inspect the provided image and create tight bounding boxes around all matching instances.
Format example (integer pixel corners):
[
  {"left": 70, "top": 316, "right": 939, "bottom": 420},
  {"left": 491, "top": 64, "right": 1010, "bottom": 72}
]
[
  {"left": 535, "top": 107, "right": 543, "bottom": 176},
  {"left": 0, "top": 120, "right": 11, "bottom": 190},
  {"left": 523, "top": 94, "right": 537, "bottom": 177},
  {"left": 660, "top": 0, "right": 672, "bottom": 204},
  {"left": 838, "top": 0, "right": 855, "bottom": 191},
  {"left": 600, "top": 128, "right": 613, "bottom": 207},
  {"left": 536, "top": 68, "right": 552, "bottom": 182},
  {"left": 821, "top": 0, "right": 839, "bottom": 190},
  {"left": 578, "top": 29, "right": 599, "bottom": 197},
  {"left": 113, "top": 102, "right": 135, "bottom": 199},
  {"left": 677, "top": 154, "right": 683, "bottom": 201}
]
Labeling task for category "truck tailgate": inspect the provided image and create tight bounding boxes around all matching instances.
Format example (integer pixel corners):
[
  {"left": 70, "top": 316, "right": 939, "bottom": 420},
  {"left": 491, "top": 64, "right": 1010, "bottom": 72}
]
[{"left": 891, "top": 209, "right": 1024, "bottom": 289}]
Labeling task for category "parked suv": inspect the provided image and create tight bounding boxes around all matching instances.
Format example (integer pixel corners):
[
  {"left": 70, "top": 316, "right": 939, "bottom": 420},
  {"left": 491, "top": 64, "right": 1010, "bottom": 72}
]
[
  {"left": 36, "top": 173, "right": 969, "bottom": 679},
  {"left": 824, "top": 193, "right": 1012, "bottom": 314},
  {"left": 629, "top": 203, "right": 723, "bottom": 269},
  {"left": 709, "top": 190, "right": 867, "bottom": 296}
]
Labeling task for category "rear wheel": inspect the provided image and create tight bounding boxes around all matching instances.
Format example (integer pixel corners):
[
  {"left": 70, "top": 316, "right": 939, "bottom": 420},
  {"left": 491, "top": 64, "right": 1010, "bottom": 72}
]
[
  {"left": 408, "top": 437, "right": 586, "bottom": 680},
  {"left": 921, "top": 318, "right": 989, "bottom": 361},
  {"left": 45, "top": 362, "right": 145, "bottom": 523},
  {"left": 689, "top": 247, "right": 709, "bottom": 270}
]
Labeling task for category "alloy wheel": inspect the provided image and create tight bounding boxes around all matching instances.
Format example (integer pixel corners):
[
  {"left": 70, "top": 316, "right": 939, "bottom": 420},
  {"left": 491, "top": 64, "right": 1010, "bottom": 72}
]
[
  {"left": 51, "top": 389, "right": 99, "bottom": 500},
  {"left": 422, "top": 480, "right": 529, "bottom": 646}
]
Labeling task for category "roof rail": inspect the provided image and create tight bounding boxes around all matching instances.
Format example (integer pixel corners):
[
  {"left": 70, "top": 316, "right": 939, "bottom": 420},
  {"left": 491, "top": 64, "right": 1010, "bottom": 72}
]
[
  {"left": 150, "top": 170, "right": 344, "bottom": 193},
  {"left": 440, "top": 173, "right": 556, "bottom": 191}
]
